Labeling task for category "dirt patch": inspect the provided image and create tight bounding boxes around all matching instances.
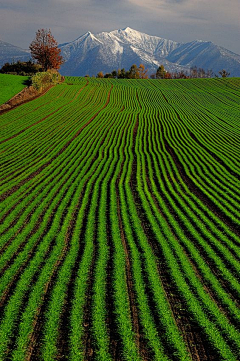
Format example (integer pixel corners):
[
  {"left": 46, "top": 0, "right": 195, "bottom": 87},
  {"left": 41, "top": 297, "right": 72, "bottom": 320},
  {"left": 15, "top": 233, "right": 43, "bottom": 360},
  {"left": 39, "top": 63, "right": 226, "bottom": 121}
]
[{"left": 0, "top": 85, "right": 53, "bottom": 115}]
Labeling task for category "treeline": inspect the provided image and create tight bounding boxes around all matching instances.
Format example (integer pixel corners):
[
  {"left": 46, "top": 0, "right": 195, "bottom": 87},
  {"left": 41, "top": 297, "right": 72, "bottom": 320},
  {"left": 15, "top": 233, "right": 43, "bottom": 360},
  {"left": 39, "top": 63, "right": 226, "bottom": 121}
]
[
  {"left": 94, "top": 64, "right": 230, "bottom": 79},
  {"left": 0, "top": 60, "right": 42, "bottom": 76},
  {"left": 96, "top": 64, "right": 148, "bottom": 79},
  {"left": 0, "top": 60, "right": 230, "bottom": 80},
  {"left": 153, "top": 65, "right": 215, "bottom": 79}
]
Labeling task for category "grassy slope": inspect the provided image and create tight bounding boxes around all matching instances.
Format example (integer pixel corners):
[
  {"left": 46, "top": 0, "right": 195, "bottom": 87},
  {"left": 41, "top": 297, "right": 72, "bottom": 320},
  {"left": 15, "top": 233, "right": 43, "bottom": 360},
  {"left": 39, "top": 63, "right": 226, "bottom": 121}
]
[{"left": 0, "top": 73, "right": 29, "bottom": 105}]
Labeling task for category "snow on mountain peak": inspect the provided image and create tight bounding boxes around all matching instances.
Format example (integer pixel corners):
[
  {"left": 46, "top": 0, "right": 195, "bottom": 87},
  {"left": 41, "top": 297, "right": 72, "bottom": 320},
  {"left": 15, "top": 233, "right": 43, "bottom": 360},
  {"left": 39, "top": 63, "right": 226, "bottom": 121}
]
[{"left": 59, "top": 28, "right": 240, "bottom": 77}]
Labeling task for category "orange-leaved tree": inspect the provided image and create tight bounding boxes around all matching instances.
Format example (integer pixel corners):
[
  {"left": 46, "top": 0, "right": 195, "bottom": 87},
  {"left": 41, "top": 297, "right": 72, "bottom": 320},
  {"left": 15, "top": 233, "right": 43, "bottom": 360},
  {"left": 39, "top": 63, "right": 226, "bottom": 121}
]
[
  {"left": 29, "top": 29, "right": 64, "bottom": 71},
  {"left": 138, "top": 64, "right": 148, "bottom": 79}
]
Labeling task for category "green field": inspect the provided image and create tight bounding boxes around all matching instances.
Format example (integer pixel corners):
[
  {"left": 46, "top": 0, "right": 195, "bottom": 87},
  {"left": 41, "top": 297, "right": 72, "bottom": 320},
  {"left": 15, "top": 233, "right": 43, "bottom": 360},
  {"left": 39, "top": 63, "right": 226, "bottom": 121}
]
[
  {"left": 0, "top": 76, "right": 240, "bottom": 361},
  {"left": 0, "top": 74, "right": 29, "bottom": 105}
]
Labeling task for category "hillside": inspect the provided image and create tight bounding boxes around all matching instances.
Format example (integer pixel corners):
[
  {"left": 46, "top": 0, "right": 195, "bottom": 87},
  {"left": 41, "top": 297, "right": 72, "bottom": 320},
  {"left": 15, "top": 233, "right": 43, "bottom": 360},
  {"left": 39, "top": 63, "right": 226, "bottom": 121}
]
[
  {"left": 0, "top": 78, "right": 240, "bottom": 360},
  {"left": 0, "top": 40, "right": 30, "bottom": 68},
  {"left": 1, "top": 28, "right": 240, "bottom": 77},
  {"left": 59, "top": 27, "right": 240, "bottom": 76},
  {"left": 0, "top": 73, "right": 29, "bottom": 105}
]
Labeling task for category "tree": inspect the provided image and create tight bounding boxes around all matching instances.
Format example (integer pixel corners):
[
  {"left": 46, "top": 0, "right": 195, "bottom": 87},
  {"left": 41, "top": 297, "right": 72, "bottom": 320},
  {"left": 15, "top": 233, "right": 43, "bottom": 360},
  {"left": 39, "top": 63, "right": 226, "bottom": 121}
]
[
  {"left": 190, "top": 66, "right": 198, "bottom": 78},
  {"left": 127, "top": 64, "right": 139, "bottom": 79},
  {"left": 117, "top": 68, "right": 126, "bottom": 79},
  {"left": 219, "top": 69, "right": 230, "bottom": 78},
  {"left": 0, "top": 60, "right": 41, "bottom": 75},
  {"left": 29, "top": 29, "right": 64, "bottom": 71},
  {"left": 138, "top": 64, "right": 148, "bottom": 79},
  {"left": 97, "top": 71, "right": 104, "bottom": 78},
  {"left": 164, "top": 72, "right": 172, "bottom": 79},
  {"left": 156, "top": 65, "right": 166, "bottom": 79},
  {"left": 111, "top": 70, "right": 117, "bottom": 78}
]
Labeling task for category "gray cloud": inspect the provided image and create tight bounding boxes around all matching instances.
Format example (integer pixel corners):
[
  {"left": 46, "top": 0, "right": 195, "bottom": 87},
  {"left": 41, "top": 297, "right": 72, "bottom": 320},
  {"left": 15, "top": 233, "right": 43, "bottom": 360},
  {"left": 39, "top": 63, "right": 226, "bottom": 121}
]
[{"left": 0, "top": 0, "right": 239, "bottom": 54}]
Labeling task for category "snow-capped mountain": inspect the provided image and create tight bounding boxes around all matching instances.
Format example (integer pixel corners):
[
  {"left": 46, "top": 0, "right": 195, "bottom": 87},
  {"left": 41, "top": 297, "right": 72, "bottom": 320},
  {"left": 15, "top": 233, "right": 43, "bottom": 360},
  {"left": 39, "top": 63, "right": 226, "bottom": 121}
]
[
  {"left": 0, "top": 40, "right": 30, "bottom": 67},
  {"left": 1, "top": 28, "right": 240, "bottom": 77},
  {"left": 59, "top": 27, "right": 240, "bottom": 77}
]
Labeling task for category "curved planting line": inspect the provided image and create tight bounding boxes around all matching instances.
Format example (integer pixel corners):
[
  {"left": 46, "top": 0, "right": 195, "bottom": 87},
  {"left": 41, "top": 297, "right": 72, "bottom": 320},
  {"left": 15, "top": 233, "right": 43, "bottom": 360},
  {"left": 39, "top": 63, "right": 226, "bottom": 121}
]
[
  {"left": 0, "top": 77, "right": 239, "bottom": 360},
  {"left": 124, "top": 97, "right": 191, "bottom": 361},
  {"left": 134, "top": 92, "right": 240, "bottom": 360},
  {"left": 0, "top": 84, "right": 109, "bottom": 186},
  {"left": 0, "top": 85, "right": 113, "bottom": 203},
  {"left": 137, "top": 86, "right": 240, "bottom": 303},
  {"left": 0, "top": 110, "right": 115, "bottom": 318},
  {"left": 0, "top": 83, "right": 112, "bottom": 360},
  {"left": 119, "top": 117, "right": 172, "bottom": 361},
  {"left": 3, "top": 98, "right": 117, "bottom": 361},
  {"left": 0, "top": 86, "right": 84, "bottom": 145}
]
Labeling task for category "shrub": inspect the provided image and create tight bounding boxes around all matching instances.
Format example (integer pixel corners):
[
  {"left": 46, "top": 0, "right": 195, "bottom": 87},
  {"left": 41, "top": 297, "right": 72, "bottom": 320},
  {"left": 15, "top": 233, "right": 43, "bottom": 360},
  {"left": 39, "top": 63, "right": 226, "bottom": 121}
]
[{"left": 31, "top": 69, "right": 63, "bottom": 90}]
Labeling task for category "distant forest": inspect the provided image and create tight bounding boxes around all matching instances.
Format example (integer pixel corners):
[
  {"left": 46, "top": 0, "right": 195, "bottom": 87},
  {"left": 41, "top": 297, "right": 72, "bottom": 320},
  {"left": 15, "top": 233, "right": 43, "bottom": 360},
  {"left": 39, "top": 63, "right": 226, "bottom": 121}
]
[
  {"left": 0, "top": 61, "right": 230, "bottom": 79},
  {"left": 95, "top": 64, "right": 230, "bottom": 79}
]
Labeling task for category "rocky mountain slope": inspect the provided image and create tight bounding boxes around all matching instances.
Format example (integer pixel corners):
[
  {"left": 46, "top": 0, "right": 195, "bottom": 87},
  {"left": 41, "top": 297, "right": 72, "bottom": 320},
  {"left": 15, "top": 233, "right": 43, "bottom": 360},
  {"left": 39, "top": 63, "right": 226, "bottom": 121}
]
[
  {"left": 59, "top": 27, "right": 240, "bottom": 77},
  {"left": 1, "top": 28, "right": 240, "bottom": 77},
  {"left": 0, "top": 40, "right": 30, "bottom": 68}
]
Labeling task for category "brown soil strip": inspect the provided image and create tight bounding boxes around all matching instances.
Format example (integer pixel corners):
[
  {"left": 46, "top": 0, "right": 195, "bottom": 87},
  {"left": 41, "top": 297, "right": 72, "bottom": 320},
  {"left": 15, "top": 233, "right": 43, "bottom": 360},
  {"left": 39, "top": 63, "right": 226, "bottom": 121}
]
[
  {"left": 82, "top": 243, "right": 97, "bottom": 361},
  {"left": 0, "top": 85, "right": 53, "bottom": 115},
  {"left": 26, "top": 181, "right": 92, "bottom": 361},
  {"left": 0, "top": 85, "right": 113, "bottom": 203},
  {"left": 0, "top": 82, "right": 88, "bottom": 145},
  {"left": 145, "top": 129, "right": 240, "bottom": 322},
  {"left": 188, "top": 130, "right": 240, "bottom": 183},
  {"left": 116, "top": 181, "right": 151, "bottom": 360},
  {"left": 128, "top": 118, "right": 217, "bottom": 361},
  {"left": 162, "top": 136, "right": 240, "bottom": 237},
  {"left": 0, "top": 103, "right": 69, "bottom": 145},
  {"left": 109, "top": 119, "right": 149, "bottom": 359},
  {"left": 0, "top": 183, "right": 67, "bottom": 313},
  {"left": 105, "top": 194, "right": 123, "bottom": 361}
]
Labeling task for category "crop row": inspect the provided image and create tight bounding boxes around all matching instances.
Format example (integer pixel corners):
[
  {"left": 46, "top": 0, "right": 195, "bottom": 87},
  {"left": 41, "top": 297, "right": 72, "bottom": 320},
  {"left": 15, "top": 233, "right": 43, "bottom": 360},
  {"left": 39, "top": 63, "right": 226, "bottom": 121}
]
[{"left": 0, "top": 77, "right": 239, "bottom": 360}]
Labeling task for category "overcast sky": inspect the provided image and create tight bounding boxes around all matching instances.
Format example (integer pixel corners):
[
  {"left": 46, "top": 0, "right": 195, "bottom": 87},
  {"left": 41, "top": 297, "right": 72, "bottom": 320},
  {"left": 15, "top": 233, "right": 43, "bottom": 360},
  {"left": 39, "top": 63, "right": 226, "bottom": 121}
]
[{"left": 0, "top": 0, "right": 239, "bottom": 54}]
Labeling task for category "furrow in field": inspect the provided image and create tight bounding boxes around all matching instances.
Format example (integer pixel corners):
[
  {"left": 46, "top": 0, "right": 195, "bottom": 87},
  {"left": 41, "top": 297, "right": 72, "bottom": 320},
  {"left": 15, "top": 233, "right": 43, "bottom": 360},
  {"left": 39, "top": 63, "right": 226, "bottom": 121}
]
[
  {"left": 130, "top": 108, "right": 209, "bottom": 361},
  {"left": 8, "top": 92, "right": 118, "bottom": 361},
  {"left": 0, "top": 82, "right": 112, "bottom": 360},
  {"left": 0, "top": 85, "right": 113, "bottom": 202},
  {"left": 0, "top": 77, "right": 239, "bottom": 361},
  {"left": 136, "top": 99, "right": 240, "bottom": 359},
  {"left": 0, "top": 85, "right": 108, "bottom": 185},
  {"left": 165, "top": 138, "right": 240, "bottom": 235}
]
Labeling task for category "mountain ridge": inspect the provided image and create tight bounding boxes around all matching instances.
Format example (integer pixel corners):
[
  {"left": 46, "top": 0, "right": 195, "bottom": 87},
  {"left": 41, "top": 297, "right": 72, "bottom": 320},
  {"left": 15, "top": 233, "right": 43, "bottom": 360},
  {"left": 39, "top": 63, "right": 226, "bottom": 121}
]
[
  {"left": 59, "top": 27, "right": 240, "bottom": 76},
  {"left": 0, "top": 40, "right": 30, "bottom": 68},
  {"left": 1, "top": 28, "right": 240, "bottom": 76}
]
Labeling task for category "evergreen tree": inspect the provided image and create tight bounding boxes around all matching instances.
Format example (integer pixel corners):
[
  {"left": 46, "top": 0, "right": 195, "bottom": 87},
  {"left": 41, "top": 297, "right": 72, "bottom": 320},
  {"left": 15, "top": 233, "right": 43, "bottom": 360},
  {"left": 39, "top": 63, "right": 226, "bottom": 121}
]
[{"left": 156, "top": 65, "right": 166, "bottom": 79}]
